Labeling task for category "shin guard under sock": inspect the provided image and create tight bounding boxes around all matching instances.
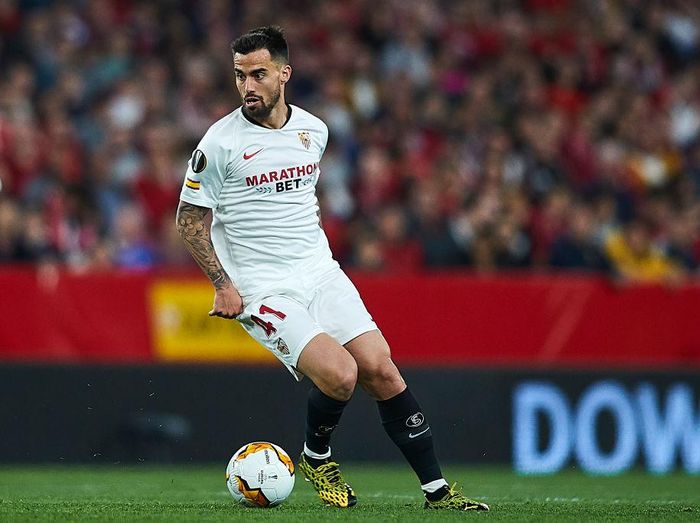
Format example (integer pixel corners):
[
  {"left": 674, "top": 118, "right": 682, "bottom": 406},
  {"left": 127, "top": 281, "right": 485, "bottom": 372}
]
[
  {"left": 377, "top": 387, "right": 444, "bottom": 486},
  {"left": 305, "top": 385, "right": 348, "bottom": 457}
]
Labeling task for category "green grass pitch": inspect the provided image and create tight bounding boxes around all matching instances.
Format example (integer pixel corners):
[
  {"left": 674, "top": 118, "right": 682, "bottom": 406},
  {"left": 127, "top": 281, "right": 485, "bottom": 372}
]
[{"left": 1, "top": 465, "right": 698, "bottom": 521}]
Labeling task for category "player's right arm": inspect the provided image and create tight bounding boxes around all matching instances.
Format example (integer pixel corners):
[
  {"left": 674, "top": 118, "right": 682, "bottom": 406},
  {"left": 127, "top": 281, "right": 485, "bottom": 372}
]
[
  {"left": 178, "top": 121, "right": 243, "bottom": 318},
  {"left": 176, "top": 200, "right": 243, "bottom": 318}
]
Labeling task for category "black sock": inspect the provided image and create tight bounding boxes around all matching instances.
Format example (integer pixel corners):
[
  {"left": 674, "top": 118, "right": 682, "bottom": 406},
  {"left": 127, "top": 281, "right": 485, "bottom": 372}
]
[
  {"left": 305, "top": 385, "right": 349, "bottom": 458},
  {"left": 377, "top": 387, "right": 443, "bottom": 486}
]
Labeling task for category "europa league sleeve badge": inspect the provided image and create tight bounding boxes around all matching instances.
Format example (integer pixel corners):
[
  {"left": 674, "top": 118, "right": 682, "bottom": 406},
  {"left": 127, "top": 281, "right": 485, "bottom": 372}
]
[{"left": 191, "top": 149, "right": 207, "bottom": 173}]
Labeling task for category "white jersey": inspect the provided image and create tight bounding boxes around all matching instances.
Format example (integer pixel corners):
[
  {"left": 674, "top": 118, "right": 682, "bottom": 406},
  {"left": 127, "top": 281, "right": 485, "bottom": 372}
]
[{"left": 179, "top": 104, "right": 338, "bottom": 299}]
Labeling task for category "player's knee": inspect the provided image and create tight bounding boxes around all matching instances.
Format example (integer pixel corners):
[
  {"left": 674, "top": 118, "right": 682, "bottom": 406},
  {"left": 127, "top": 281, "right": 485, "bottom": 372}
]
[
  {"left": 327, "top": 359, "right": 357, "bottom": 401},
  {"left": 368, "top": 358, "right": 401, "bottom": 383},
  {"left": 362, "top": 359, "right": 405, "bottom": 399}
]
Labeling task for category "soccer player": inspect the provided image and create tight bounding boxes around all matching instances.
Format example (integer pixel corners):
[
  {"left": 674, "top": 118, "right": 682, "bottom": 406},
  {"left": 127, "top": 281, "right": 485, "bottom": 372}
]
[{"left": 176, "top": 25, "right": 489, "bottom": 512}]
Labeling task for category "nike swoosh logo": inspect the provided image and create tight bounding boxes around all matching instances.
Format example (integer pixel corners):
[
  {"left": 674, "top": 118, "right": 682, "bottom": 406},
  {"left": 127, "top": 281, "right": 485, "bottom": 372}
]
[
  {"left": 243, "top": 148, "right": 263, "bottom": 160},
  {"left": 408, "top": 427, "right": 430, "bottom": 439}
]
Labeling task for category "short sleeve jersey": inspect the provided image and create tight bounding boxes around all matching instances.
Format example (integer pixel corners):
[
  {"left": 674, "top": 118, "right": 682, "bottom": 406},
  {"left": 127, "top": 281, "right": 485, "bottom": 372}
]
[{"left": 179, "top": 104, "right": 338, "bottom": 299}]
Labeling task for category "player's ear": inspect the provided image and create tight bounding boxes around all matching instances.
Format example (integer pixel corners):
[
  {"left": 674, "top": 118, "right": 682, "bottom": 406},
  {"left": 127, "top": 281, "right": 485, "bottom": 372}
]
[{"left": 280, "top": 64, "right": 292, "bottom": 84}]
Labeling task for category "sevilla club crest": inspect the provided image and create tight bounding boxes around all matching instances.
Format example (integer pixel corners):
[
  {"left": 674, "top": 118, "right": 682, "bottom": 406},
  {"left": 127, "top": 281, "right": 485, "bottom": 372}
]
[{"left": 298, "top": 131, "right": 311, "bottom": 150}]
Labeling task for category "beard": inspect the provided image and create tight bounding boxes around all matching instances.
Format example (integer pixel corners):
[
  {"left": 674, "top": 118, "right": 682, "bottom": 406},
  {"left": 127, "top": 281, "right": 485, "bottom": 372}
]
[{"left": 242, "top": 86, "right": 281, "bottom": 120}]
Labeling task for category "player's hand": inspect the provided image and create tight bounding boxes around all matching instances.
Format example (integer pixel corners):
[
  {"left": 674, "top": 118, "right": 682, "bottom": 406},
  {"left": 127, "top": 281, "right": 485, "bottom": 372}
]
[{"left": 209, "top": 285, "right": 244, "bottom": 319}]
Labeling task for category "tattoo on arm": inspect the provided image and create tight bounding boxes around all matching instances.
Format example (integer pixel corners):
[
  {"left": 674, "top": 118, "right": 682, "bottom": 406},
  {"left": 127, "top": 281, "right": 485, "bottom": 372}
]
[{"left": 176, "top": 201, "right": 232, "bottom": 290}]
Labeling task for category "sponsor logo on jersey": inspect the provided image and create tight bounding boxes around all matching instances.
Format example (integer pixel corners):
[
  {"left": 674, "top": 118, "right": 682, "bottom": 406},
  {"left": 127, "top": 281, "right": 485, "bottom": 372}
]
[
  {"left": 185, "top": 177, "right": 201, "bottom": 190},
  {"left": 191, "top": 149, "right": 207, "bottom": 173},
  {"left": 245, "top": 162, "right": 319, "bottom": 187},
  {"left": 243, "top": 148, "right": 263, "bottom": 160},
  {"left": 298, "top": 131, "right": 311, "bottom": 150},
  {"left": 406, "top": 412, "right": 425, "bottom": 428}
]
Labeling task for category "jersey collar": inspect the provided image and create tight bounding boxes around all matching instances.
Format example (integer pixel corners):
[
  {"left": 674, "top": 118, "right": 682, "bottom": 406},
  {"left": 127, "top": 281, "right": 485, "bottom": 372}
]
[{"left": 242, "top": 103, "right": 293, "bottom": 129}]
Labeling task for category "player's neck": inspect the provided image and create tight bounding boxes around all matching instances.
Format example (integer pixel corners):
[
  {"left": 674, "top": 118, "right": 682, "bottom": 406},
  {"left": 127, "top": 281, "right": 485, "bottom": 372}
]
[{"left": 252, "top": 101, "right": 291, "bottom": 129}]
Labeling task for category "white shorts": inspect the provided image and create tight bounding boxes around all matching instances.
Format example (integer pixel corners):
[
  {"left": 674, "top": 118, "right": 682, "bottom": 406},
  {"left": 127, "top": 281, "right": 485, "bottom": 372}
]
[{"left": 237, "top": 267, "right": 378, "bottom": 380}]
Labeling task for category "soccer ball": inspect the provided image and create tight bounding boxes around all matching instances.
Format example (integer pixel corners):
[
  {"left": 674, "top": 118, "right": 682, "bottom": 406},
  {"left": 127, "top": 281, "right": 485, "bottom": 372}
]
[{"left": 225, "top": 441, "right": 295, "bottom": 507}]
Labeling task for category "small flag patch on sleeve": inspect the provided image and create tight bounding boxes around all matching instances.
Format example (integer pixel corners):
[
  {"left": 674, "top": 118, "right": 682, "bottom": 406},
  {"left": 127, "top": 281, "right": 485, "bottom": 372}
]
[{"left": 185, "top": 178, "right": 201, "bottom": 190}]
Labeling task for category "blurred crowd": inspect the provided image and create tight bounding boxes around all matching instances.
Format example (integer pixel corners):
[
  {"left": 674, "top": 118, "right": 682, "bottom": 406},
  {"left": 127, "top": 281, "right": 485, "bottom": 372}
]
[{"left": 1, "top": 0, "right": 700, "bottom": 283}]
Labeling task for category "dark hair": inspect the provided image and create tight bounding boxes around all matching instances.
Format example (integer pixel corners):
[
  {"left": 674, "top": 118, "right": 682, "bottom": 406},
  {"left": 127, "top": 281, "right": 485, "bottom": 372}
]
[{"left": 230, "top": 26, "right": 288, "bottom": 63}]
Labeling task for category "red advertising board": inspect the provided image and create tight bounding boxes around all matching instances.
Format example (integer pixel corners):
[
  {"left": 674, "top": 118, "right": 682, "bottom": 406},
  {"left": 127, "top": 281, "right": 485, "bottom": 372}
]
[{"left": 0, "top": 267, "right": 698, "bottom": 367}]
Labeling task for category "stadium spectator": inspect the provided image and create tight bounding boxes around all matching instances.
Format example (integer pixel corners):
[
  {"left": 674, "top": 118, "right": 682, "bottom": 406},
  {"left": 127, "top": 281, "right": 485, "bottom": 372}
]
[
  {"left": 350, "top": 228, "right": 385, "bottom": 273},
  {"left": 407, "top": 178, "right": 467, "bottom": 268},
  {"left": 604, "top": 218, "right": 685, "bottom": 284},
  {"left": 549, "top": 201, "right": 609, "bottom": 272},
  {"left": 374, "top": 205, "right": 423, "bottom": 274},
  {"left": 0, "top": 198, "right": 23, "bottom": 261},
  {"left": 112, "top": 203, "right": 158, "bottom": 270},
  {"left": 663, "top": 206, "right": 700, "bottom": 271}
]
